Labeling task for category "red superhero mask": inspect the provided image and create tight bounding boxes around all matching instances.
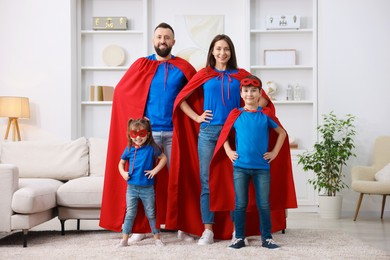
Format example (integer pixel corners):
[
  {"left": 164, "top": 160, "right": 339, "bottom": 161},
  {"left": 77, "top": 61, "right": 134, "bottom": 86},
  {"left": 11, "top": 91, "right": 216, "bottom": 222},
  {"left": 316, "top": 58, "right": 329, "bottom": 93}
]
[
  {"left": 129, "top": 129, "right": 149, "bottom": 138},
  {"left": 240, "top": 77, "right": 261, "bottom": 89}
]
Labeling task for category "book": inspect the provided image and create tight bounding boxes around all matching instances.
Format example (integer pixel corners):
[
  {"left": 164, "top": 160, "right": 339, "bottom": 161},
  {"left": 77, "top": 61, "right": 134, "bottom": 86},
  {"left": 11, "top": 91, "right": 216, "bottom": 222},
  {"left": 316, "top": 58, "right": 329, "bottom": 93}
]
[
  {"left": 89, "top": 85, "right": 95, "bottom": 101},
  {"left": 102, "top": 86, "right": 114, "bottom": 101},
  {"left": 96, "top": 86, "right": 104, "bottom": 101},
  {"left": 89, "top": 85, "right": 113, "bottom": 101}
]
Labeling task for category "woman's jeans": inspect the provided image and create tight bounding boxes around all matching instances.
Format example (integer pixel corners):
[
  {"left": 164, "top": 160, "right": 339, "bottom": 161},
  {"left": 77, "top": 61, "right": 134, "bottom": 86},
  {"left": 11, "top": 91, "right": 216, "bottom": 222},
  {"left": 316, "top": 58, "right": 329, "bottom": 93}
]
[
  {"left": 152, "top": 131, "right": 172, "bottom": 170},
  {"left": 198, "top": 124, "right": 223, "bottom": 224},
  {"left": 122, "top": 184, "right": 159, "bottom": 235},
  {"left": 233, "top": 166, "right": 272, "bottom": 241}
]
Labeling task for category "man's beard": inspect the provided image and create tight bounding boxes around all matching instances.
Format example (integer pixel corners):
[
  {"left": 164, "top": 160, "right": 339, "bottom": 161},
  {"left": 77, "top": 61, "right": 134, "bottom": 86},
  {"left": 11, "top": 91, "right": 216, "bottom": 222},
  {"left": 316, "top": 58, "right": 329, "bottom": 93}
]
[{"left": 154, "top": 44, "right": 172, "bottom": 58}]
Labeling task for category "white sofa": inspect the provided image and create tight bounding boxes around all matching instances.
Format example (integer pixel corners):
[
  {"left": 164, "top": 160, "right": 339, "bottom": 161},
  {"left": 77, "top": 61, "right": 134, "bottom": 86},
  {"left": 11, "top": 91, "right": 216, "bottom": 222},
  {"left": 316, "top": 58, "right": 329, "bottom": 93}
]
[{"left": 0, "top": 137, "right": 107, "bottom": 247}]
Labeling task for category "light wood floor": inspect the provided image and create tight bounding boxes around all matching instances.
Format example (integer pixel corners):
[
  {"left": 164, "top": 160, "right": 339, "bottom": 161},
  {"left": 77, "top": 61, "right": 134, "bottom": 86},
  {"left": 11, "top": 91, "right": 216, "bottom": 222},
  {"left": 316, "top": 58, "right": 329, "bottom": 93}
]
[{"left": 286, "top": 211, "right": 390, "bottom": 252}]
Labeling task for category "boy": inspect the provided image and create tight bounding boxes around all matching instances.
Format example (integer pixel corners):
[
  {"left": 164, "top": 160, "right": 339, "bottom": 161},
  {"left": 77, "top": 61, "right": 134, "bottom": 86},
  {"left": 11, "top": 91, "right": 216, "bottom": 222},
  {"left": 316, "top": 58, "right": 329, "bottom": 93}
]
[{"left": 222, "top": 75, "right": 287, "bottom": 249}]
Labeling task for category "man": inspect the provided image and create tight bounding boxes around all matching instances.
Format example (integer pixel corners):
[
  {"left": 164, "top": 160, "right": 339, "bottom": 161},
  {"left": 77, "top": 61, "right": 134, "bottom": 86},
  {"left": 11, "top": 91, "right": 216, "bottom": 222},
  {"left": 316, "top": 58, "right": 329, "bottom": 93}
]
[{"left": 100, "top": 22, "right": 196, "bottom": 242}]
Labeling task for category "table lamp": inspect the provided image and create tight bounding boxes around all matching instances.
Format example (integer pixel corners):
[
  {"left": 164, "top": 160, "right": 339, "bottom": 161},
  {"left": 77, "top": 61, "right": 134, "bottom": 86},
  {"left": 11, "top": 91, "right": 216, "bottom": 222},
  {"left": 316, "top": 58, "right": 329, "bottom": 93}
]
[{"left": 0, "top": 96, "right": 30, "bottom": 141}]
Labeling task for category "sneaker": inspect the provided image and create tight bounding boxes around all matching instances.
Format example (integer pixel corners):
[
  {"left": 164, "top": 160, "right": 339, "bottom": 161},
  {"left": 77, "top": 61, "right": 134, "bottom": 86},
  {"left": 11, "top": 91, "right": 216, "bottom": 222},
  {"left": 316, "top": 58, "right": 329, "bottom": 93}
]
[
  {"left": 228, "top": 238, "right": 246, "bottom": 249},
  {"left": 231, "top": 231, "right": 249, "bottom": 246},
  {"left": 128, "top": 233, "right": 146, "bottom": 243},
  {"left": 178, "top": 230, "right": 194, "bottom": 242},
  {"left": 197, "top": 229, "right": 214, "bottom": 245},
  {"left": 118, "top": 239, "right": 128, "bottom": 247},
  {"left": 155, "top": 239, "right": 165, "bottom": 247},
  {"left": 262, "top": 238, "right": 280, "bottom": 250}
]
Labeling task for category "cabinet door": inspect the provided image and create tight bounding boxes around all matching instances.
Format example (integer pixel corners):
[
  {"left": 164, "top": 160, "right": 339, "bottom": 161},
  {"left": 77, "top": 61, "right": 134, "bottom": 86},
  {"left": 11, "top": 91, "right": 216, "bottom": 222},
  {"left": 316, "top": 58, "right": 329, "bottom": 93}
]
[
  {"left": 74, "top": 0, "right": 148, "bottom": 138},
  {"left": 291, "top": 151, "right": 317, "bottom": 211}
]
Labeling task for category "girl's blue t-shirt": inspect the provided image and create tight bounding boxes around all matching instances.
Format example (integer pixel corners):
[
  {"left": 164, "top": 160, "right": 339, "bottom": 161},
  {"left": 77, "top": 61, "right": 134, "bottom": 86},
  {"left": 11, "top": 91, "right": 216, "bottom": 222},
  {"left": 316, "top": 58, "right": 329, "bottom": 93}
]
[
  {"left": 232, "top": 107, "right": 278, "bottom": 170},
  {"left": 201, "top": 68, "right": 240, "bottom": 127},
  {"left": 144, "top": 54, "right": 188, "bottom": 131},
  {"left": 121, "top": 144, "right": 161, "bottom": 186}
]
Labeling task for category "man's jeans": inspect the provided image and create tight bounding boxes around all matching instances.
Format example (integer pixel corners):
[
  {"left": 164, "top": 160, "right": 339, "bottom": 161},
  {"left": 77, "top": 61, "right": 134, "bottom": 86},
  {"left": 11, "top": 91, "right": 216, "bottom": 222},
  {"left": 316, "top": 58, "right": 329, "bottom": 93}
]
[
  {"left": 152, "top": 131, "right": 173, "bottom": 170},
  {"left": 122, "top": 184, "right": 159, "bottom": 235},
  {"left": 233, "top": 167, "right": 272, "bottom": 241},
  {"left": 198, "top": 124, "right": 223, "bottom": 224}
]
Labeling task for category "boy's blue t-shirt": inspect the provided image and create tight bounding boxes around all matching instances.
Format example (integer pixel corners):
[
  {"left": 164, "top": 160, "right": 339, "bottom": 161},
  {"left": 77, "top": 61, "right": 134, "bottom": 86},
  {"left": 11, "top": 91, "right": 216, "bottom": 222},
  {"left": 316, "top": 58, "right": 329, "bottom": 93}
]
[
  {"left": 121, "top": 144, "right": 161, "bottom": 186},
  {"left": 201, "top": 68, "right": 241, "bottom": 127},
  {"left": 144, "top": 54, "right": 188, "bottom": 131},
  {"left": 232, "top": 107, "right": 278, "bottom": 170}
]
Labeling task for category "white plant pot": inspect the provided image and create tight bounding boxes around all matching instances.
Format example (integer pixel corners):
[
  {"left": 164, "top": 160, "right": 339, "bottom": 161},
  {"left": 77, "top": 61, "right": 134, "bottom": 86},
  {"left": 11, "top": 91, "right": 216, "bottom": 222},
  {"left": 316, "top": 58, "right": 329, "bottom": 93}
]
[{"left": 318, "top": 195, "right": 343, "bottom": 219}]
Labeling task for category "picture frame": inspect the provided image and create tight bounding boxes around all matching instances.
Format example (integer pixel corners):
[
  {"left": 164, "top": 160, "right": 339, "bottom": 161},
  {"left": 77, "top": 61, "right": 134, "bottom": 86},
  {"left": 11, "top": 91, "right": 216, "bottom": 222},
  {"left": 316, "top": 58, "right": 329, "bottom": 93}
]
[{"left": 264, "top": 49, "right": 296, "bottom": 66}]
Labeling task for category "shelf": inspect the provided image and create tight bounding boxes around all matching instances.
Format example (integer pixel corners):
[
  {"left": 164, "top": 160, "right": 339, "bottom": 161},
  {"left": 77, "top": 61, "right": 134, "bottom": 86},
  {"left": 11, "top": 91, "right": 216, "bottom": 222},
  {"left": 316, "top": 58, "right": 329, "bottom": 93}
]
[
  {"left": 273, "top": 100, "right": 313, "bottom": 104},
  {"left": 75, "top": 0, "right": 149, "bottom": 139},
  {"left": 81, "top": 66, "right": 128, "bottom": 71},
  {"left": 81, "top": 101, "right": 112, "bottom": 105},
  {"left": 249, "top": 0, "right": 318, "bottom": 210},
  {"left": 251, "top": 65, "right": 313, "bottom": 70},
  {"left": 249, "top": 0, "right": 317, "bottom": 164},
  {"left": 250, "top": 29, "right": 313, "bottom": 34},
  {"left": 81, "top": 30, "right": 143, "bottom": 35}
]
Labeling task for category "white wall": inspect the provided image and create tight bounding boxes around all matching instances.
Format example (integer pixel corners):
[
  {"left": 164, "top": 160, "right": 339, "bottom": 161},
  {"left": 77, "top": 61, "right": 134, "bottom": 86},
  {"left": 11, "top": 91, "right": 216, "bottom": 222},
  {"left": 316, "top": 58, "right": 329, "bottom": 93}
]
[
  {"left": 318, "top": 0, "right": 390, "bottom": 213},
  {"left": 0, "top": 0, "right": 389, "bottom": 214},
  {"left": 0, "top": 0, "right": 73, "bottom": 141}
]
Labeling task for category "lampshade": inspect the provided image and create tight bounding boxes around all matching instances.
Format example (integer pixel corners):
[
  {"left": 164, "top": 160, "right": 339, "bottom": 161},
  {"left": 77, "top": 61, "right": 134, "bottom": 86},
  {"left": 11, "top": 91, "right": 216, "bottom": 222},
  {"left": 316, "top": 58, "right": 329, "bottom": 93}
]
[{"left": 0, "top": 96, "right": 30, "bottom": 119}]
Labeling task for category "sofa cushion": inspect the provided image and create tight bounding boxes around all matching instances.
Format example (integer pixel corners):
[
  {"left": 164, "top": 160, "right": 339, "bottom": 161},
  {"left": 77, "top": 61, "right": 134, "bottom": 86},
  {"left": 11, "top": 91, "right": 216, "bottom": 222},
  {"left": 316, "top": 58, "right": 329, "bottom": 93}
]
[
  {"left": 88, "top": 138, "right": 108, "bottom": 177},
  {"left": 56, "top": 177, "right": 104, "bottom": 207},
  {"left": 0, "top": 137, "right": 89, "bottom": 180},
  {"left": 375, "top": 163, "right": 390, "bottom": 182},
  {"left": 12, "top": 178, "right": 63, "bottom": 214}
]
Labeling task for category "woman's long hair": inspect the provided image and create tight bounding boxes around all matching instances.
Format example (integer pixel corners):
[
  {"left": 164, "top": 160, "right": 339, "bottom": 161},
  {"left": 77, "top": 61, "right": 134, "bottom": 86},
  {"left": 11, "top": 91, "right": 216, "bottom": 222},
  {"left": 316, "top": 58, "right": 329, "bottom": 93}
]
[{"left": 205, "top": 34, "right": 238, "bottom": 70}]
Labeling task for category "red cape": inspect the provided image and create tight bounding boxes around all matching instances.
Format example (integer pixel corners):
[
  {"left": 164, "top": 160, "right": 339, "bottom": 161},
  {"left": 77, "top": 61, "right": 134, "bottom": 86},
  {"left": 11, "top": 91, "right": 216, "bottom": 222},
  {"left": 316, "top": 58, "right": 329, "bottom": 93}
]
[
  {"left": 166, "top": 67, "right": 283, "bottom": 239},
  {"left": 100, "top": 57, "right": 196, "bottom": 232},
  {"left": 210, "top": 107, "right": 298, "bottom": 224}
]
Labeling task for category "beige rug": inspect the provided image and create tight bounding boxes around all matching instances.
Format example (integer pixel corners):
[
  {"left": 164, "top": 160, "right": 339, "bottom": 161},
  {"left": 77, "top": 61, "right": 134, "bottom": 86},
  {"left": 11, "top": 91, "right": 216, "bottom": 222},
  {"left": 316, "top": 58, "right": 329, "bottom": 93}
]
[{"left": 0, "top": 229, "right": 388, "bottom": 259}]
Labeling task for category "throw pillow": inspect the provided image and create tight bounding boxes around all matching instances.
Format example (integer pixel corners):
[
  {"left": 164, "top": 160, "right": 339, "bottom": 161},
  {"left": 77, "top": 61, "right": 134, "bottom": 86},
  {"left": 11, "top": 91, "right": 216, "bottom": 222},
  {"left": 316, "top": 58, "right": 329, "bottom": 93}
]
[
  {"left": 375, "top": 163, "right": 390, "bottom": 182},
  {"left": 0, "top": 137, "right": 89, "bottom": 180},
  {"left": 88, "top": 137, "right": 108, "bottom": 177}
]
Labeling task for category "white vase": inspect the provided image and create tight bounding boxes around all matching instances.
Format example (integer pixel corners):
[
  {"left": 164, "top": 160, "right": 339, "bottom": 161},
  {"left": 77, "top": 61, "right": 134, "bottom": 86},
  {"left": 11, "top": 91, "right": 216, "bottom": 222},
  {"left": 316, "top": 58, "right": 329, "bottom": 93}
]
[{"left": 318, "top": 195, "right": 343, "bottom": 219}]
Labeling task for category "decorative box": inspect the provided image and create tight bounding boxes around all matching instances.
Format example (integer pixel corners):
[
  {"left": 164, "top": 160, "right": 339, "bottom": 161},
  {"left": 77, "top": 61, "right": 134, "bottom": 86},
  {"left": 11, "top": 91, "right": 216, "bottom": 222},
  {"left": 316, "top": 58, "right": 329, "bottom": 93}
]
[
  {"left": 93, "top": 17, "right": 128, "bottom": 30},
  {"left": 265, "top": 15, "right": 300, "bottom": 30}
]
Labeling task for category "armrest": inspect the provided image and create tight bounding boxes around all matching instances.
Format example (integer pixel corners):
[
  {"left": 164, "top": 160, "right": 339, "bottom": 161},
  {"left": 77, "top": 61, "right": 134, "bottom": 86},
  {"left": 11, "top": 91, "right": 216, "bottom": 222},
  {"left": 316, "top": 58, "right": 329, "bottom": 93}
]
[
  {"left": 0, "top": 164, "right": 19, "bottom": 232},
  {"left": 351, "top": 165, "right": 376, "bottom": 182}
]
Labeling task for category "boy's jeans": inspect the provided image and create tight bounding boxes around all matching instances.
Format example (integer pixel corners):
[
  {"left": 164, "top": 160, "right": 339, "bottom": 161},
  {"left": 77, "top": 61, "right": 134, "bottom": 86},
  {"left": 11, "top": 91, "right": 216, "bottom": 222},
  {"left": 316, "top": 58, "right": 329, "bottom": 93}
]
[
  {"left": 233, "top": 166, "right": 272, "bottom": 241},
  {"left": 122, "top": 184, "right": 159, "bottom": 235}
]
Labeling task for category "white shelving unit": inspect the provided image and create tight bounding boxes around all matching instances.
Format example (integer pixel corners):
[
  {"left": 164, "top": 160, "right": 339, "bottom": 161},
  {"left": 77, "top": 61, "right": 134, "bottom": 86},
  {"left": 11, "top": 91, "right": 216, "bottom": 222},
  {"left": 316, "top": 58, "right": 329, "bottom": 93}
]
[
  {"left": 74, "top": 0, "right": 149, "bottom": 138},
  {"left": 71, "top": 0, "right": 318, "bottom": 209},
  {"left": 248, "top": 0, "right": 318, "bottom": 210}
]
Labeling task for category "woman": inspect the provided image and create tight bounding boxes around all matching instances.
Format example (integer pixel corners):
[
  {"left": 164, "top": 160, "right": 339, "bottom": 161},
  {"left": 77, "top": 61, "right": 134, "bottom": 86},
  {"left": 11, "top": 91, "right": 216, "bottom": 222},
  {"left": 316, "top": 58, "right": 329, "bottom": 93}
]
[{"left": 165, "top": 34, "right": 274, "bottom": 244}]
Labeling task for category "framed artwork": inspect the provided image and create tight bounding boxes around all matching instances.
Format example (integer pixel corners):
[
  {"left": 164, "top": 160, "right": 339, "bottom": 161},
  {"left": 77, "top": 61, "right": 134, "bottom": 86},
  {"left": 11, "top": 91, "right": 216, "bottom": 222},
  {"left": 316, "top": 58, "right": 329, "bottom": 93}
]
[
  {"left": 174, "top": 15, "right": 224, "bottom": 71},
  {"left": 264, "top": 49, "right": 296, "bottom": 66}
]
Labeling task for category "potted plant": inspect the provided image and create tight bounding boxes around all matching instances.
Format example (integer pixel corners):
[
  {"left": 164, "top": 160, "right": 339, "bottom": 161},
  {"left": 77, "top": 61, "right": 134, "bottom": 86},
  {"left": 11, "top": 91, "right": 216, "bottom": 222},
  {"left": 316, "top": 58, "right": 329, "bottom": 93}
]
[{"left": 297, "top": 111, "right": 357, "bottom": 218}]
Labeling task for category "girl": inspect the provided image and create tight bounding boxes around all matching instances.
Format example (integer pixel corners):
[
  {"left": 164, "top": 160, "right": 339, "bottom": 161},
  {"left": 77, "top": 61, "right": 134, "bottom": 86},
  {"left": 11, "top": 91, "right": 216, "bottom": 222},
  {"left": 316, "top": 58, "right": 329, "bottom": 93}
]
[{"left": 118, "top": 118, "right": 167, "bottom": 247}]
